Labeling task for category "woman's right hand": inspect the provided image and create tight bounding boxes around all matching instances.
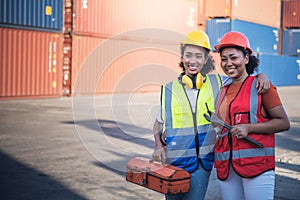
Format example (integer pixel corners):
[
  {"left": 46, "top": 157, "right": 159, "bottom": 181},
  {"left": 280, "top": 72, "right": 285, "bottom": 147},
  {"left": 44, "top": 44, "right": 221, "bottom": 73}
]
[{"left": 152, "top": 146, "right": 167, "bottom": 164}]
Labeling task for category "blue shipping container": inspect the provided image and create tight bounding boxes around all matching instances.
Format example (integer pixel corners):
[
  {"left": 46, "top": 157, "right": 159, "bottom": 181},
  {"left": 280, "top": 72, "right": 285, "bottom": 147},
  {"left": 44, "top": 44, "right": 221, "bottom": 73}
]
[
  {"left": 206, "top": 18, "right": 231, "bottom": 51},
  {"left": 282, "top": 29, "right": 300, "bottom": 56},
  {"left": 206, "top": 19, "right": 279, "bottom": 55},
  {"left": 258, "top": 54, "right": 300, "bottom": 86},
  {"left": 0, "top": 0, "right": 63, "bottom": 32}
]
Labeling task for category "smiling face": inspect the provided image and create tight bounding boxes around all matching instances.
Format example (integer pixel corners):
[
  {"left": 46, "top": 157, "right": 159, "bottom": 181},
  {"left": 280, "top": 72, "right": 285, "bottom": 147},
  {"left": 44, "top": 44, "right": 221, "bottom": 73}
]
[
  {"left": 181, "top": 45, "right": 208, "bottom": 77},
  {"left": 220, "top": 47, "right": 249, "bottom": 83}
]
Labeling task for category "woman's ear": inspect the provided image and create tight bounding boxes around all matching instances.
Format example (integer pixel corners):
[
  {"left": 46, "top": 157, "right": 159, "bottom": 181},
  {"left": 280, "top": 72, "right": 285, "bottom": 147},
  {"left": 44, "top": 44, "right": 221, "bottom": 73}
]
[{"left": 244, "top": 54, "right": 249, "bottom": 64}]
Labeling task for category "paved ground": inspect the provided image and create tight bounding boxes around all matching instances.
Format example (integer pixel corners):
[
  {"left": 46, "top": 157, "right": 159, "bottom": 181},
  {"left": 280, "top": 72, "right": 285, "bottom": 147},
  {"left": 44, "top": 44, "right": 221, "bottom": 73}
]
[{"left": 0, "top": 86, "right": 299, "bottom": 200}]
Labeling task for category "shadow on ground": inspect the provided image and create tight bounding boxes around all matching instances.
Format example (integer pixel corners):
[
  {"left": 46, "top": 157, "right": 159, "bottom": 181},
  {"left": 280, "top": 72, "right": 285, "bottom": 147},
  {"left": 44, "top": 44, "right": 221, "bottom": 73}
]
[{"left": 0, "top": 150, "right": 86, "bottom": 200}]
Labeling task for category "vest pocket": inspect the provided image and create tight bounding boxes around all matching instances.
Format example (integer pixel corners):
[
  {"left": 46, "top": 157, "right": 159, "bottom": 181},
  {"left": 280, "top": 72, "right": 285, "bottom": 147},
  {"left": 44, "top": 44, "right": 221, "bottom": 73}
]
[{"left": 234, "top": 112, "right": 250, "bottom": 124}]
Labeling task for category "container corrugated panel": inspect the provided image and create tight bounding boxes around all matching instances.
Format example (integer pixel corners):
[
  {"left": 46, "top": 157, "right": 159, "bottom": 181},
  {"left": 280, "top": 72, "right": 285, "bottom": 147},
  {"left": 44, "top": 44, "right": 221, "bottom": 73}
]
[
  {"left": 73, "top": 0, "right": 198, "bottom": 42},
  {"left": 205, "top": 0, "right": 231, "bottom": 18},
  {"left": 206, "top": 18, "right": 231, "bottom": 50},
  {"left": 282, "top": 29, "right": 300, "bottom": 56},
  {"left": 0, "top": 28, "right": 63, "bottom": 98},
  {"left": 282, "top": 0, "right": 300, "bottom": 28},
  {"left": 231, "top": 20, "right": 279, "bottom": 54},
  {"left": 0, "top": 0, "right": 63, "bottom": 32},
  {"left": 205, "top": 0, "right": 281, "bottom": 28},
  {"left": 207, "top": 19, "right": 279, "bottom": 54},
  {"left": 198, "top": 0, "right": 207, "bottom": 29},
  {"left": 210, "top": 52, "right": 226, "bottom": 75},
  {"left": 231, "top": 0, "right": 281, "bottom": 28},
  {"left": 258, "top": 54, "right": 300, "bottom": 86},
  {"left": 71, "top": 35, "right": 182, "bottom": 95}
]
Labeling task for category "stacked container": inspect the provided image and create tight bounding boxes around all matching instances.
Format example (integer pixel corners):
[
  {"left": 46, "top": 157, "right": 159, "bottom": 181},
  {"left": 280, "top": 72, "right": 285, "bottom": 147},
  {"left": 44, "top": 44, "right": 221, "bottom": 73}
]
[
  {"left": 279, "top": 0, "right": 300, "bottom": 85},
  {"left": 281, "top": 0, "right": 300, "bottom": 56},
  {"left": 0, "top": 0, "right": 64, "bottom": 99},
  {"left": 205, "top": 0, "right": 281, "bottom": 54},
  {"left": 204, "top": 0, "right": 300, "bottom": 86},
  {"left": 1, "top": 0, "right": 299, "bottom": 99},
  {"left": 70, "top": 0, "right": 199, "bottom": 95}
]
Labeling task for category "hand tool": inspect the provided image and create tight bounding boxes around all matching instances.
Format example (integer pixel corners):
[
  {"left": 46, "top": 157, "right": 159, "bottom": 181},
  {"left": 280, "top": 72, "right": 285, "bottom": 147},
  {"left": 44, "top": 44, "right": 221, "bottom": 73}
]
[{"left": 203, "top": 105, "right": 264, "bottom": 148}]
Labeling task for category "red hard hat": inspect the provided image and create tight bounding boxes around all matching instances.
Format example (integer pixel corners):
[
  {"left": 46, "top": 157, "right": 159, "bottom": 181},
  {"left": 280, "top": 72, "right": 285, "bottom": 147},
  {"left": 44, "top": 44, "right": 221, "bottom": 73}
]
[{"left": 214, "top": 31, "right": 252, "bottom": 54}]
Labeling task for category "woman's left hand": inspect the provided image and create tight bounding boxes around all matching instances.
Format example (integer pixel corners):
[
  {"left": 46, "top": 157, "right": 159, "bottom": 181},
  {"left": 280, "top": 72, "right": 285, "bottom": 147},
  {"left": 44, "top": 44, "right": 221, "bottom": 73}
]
[{"left": 230, "top": 124, "right": 250, "bottom": 139}]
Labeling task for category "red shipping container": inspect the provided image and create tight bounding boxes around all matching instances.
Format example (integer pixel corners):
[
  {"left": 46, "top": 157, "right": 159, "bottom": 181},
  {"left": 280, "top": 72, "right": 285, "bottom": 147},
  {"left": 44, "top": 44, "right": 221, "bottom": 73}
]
[
  {"left": 282, "top": 0, "right": 300, "bottom": 28},
  {"left": 0, "top": 28, "right": 63, "bottom": 99},
  {"left": 73, "top": 0, "right": 198, "bottom": 41},
  {"left": 71, "top": 34, "right": 182, "bottom": 95}
]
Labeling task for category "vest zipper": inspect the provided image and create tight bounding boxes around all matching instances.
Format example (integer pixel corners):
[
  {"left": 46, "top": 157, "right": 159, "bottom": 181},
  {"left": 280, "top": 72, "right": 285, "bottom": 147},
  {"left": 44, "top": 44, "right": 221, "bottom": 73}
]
[{"left": 181, "top": 84, "right": 200, "bottom": 160}]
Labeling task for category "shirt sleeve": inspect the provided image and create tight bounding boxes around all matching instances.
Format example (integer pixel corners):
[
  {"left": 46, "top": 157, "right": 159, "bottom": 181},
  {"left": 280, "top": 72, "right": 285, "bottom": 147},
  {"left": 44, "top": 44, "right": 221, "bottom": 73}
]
[
  {"left": 262, "top": 83, "right": 282, "bottom": 110},
  {"left": 156, "top": 106, "right": 163, "bottom": 123},
  {"left": 220, "top": 75, "right": 232, "bottom": 86}
]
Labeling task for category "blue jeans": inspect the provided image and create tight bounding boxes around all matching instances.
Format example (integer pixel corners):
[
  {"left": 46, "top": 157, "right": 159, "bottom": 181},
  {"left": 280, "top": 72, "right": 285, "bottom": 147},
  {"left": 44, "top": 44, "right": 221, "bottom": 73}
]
[{"left": 166, "top": 165, "right": 211, "bottom": 200}]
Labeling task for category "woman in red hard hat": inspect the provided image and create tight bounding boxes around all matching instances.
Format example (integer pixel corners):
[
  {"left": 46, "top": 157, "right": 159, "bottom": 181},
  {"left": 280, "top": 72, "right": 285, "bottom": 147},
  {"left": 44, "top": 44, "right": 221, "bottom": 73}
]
[{"left": 214, "top": 31, "right": 290, "bottom": 200}]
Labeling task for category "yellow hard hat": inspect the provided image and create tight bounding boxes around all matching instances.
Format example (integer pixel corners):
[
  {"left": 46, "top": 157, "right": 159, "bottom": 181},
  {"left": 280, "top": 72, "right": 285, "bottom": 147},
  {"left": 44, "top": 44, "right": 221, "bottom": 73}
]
[{"left": 181, "top": 30, "right": 211, "bottom": 51}]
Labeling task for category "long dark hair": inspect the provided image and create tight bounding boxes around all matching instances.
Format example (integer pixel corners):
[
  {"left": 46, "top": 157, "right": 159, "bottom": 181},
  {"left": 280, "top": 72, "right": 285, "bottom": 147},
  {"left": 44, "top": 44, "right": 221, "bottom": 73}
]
[{"left": 179, "top": 44, "right": 216, "bottom": 76}]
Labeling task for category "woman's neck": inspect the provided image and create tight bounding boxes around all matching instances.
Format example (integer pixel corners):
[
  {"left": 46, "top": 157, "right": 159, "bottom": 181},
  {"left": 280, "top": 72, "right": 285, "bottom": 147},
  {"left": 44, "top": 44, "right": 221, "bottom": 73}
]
[{"left": 232, "top": 73, "right": 248, "bottom": 84}]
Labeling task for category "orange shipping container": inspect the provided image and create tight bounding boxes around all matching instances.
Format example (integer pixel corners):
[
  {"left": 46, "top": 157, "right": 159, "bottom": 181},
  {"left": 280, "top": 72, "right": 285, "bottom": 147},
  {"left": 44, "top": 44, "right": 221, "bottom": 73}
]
[
  {"left": 73, "top": 0, "right": 199, "bottom": 41},
  {"left": 71, "top": 34, "right": 183, "bottom": 95},
  {"left": 282, "top": 0, "right": 300, "bottom": 28},
  {"left": 210, "top": 52, "right": 226, "bottom": 76},
  {"left": 205, "top": 0, "right": 281, "bottom": 28},
  {"left": 0, "top": 28, "right": 63, "bottom": 99}
]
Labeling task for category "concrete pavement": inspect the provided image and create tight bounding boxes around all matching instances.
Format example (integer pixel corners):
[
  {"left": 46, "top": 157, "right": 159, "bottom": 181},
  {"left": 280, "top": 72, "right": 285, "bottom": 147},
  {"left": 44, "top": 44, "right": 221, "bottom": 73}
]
[{"left": 0, "top": 86, "right": 299, "bottom": 200}]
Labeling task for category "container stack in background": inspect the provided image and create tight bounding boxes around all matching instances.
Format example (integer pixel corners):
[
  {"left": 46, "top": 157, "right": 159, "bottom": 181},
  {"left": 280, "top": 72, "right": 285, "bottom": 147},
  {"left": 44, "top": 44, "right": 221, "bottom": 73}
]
[
  {"left": 0, "top": 0, "right": 299, "bottom": 99},
  {"left": 0, "top": 0, "right": 200, "bottom": 98},
  {"left": 258, "top": 0, "right": 300, "bottom": 86},
  {"left": 205, "top": 0, "right": 300, "bottom": 86},
  {"left": 0, "top": 0, "right": 64, "bottom": 99},
  {"left": 69, "top": 0, "right": 199, "bottom": 95}
]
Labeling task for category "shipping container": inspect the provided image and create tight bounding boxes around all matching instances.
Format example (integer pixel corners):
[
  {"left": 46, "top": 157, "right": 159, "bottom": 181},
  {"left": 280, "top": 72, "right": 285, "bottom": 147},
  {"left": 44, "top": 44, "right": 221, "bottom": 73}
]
[
  {"left": 0, "top": 28, "right": 63, "bottom": 98},
  {"left": 206, "top": 18, "right": 231, "bottom": 50},
  {"left": 258, "top": 54, "right": 300, "bottom": 86},
  {"left": 64, "top": 0, "right": 73, "bottom": 33},
  {"left": 282, "top": 0, "right": 300, "bottom": 28},
  {"left": 210, "top": 52, "right": 226, "bottom": 75},
  {"left": 206, "top": 19, "right": 279, "bottom": 54},
  {"left": 73, "top": 0, "right": 198, "bottom": 42},
  {"left": 198, "top": 0, "right": 207, "bottom": 30},
  {"left": 282, "top": 28, "right": 300, "bottom": 56},
  {"left": 0, "top": 0, "right": 63, "bottom": 32},
  {"left": 71, "top": 34, "right": 183, "bottom": 95},
  {"left": 205, "top": 0, "right": 281, "bottom": 28}
]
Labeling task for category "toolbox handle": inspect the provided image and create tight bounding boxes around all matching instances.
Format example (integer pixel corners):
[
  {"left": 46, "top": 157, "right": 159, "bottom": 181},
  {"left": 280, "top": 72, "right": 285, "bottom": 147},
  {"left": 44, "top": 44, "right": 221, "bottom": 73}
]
[{"left": 141, "top": 167, "right": 150, "bottom": 186}]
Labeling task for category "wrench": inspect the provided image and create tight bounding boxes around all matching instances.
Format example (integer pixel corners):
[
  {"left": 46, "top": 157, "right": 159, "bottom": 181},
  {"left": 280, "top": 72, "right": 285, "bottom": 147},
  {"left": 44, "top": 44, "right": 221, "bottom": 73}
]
[{"left": 204, "top": 112, "right": 264, "bottom": 148}]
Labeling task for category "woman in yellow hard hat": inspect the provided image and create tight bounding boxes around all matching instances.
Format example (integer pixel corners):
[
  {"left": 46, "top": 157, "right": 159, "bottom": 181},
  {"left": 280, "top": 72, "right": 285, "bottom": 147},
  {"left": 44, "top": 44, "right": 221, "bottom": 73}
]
[{"left": 152, "top": 30, "right": 270, "bottom": 200}]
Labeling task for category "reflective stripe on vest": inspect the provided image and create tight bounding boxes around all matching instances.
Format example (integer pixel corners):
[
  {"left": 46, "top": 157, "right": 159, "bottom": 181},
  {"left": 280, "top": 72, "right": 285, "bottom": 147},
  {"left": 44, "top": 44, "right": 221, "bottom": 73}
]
[
  {"left": 250, "top": 78, "right": 258, "bottom": 124},
  {"left": 215, "top": 147, "right": 275, "bottom": 161}
]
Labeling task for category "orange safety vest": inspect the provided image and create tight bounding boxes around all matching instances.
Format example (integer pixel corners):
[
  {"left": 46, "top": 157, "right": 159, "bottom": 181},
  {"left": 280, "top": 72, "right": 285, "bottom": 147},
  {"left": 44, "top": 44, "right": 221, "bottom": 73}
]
[{"left": 214, "top": 76, "right": 275, "bottom": 180}]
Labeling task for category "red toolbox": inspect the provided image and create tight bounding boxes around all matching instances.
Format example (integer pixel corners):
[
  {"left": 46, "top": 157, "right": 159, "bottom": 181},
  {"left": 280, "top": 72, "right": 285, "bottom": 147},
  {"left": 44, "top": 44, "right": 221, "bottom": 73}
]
[{"left": 126, "top": 157, "right": 190, "bottom": 194}]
